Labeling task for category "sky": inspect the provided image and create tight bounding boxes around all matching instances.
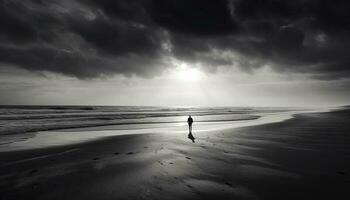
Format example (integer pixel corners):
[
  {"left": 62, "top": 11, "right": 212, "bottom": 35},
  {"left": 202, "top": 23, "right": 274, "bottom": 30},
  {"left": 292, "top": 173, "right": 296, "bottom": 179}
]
[{"left": 0, "top": 0, "right": 350, "bottom": 107}]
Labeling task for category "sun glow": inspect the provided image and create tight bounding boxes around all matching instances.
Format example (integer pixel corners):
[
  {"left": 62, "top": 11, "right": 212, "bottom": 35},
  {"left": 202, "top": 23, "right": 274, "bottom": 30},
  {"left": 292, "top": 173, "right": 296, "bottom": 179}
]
[{"left": 172, "top": 63, "right": 203, "bottom": 82}]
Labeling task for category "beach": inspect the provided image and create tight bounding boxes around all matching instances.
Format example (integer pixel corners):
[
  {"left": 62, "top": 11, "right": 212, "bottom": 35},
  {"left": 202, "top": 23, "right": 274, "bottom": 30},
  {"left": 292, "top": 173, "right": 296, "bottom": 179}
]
[
  {"left": 1, "top": 0, "right": 350, "bottom": 199},
  {"left": 1, "top": 108, "right": 350, "bottom": 200}
]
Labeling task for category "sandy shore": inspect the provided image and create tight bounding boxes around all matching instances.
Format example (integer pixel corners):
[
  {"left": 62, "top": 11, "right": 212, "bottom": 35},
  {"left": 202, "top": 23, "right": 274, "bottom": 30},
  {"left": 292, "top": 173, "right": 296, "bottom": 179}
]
[{"left": 1, "top": 109, "right": 350, "bottom": 200}]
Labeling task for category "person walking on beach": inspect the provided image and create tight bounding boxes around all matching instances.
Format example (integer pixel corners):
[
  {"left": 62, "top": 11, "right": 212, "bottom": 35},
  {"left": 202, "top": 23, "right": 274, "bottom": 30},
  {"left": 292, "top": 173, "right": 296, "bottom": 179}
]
[
  {"left": 187, "top": 115, "right": 195, "bottom": 143},
  {"left": 187, "top": 115, "right": 193, "bottom": 133}
]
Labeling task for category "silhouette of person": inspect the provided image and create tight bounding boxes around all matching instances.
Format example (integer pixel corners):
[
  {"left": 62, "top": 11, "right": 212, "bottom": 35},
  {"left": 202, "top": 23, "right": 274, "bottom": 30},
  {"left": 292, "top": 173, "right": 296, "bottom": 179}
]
[{"left": 187, "top": 115, "right": 195, "bottom": 143}]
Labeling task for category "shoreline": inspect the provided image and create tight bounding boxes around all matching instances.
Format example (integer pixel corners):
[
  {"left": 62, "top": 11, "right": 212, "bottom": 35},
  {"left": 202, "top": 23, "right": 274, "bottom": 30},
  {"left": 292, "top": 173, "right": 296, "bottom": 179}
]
[
  {"left": 0, "top": 109, "right": 325, "bottom": 152},
  {"left": 1, "top": 108, "right": 349, "bottom": 200}
]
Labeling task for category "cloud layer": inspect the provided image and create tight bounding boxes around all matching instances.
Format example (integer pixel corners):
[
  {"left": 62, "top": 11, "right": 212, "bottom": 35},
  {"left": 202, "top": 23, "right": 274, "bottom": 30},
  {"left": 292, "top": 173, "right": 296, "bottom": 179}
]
[{"left": 0, "top": 0, "right": 349, "bottom": 79}]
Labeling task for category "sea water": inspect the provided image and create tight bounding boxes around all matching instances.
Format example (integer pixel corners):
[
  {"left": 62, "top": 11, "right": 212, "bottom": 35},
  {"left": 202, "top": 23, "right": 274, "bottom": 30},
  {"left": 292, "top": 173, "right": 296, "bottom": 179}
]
[{"left": 0, "top": 106, "right": 306, "bottom": 151}]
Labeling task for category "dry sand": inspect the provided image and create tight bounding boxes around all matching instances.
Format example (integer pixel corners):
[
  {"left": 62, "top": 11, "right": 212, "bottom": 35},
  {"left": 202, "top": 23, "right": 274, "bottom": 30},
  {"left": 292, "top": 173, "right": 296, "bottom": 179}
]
[{"left": 1, "top": 109, "right": 350, "bottom": 200}]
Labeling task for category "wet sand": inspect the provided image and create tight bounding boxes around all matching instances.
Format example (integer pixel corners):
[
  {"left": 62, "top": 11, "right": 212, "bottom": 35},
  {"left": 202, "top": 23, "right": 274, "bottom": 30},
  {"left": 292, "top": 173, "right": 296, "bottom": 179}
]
[{"left": 1, "top": 109, "right": 350, "bottom": 200}]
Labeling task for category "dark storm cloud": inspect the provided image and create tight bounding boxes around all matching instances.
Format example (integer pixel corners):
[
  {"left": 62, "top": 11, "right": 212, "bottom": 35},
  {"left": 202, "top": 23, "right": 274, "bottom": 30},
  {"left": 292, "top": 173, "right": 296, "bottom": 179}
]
[
  {"left": 154, "top": 0, "right": 350, "bottom": 79},
  {"left": 149, "top": 0, "right": 238, "bottom": 36},
  {"left": 0, "top": 0, "right": 349, "bottom": 79},
  {"left": 0, "top": 0, "right": 167, "bottom": 78}
]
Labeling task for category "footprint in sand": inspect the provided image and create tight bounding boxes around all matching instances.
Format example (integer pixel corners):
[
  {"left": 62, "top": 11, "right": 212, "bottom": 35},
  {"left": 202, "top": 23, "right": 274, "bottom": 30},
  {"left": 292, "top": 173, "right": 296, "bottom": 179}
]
[
  {"left": 113, "top": 152, "right": 120, "bottom": 155},
  {"left": 92, "top": 157, "right": 100, "bottom": 160},
  {"left": 186, "top": 185, "right": 200, "bottom": 195},
  {"left": 155, "top": 186, "right": 163, "bottom": 191},
  {"left": 126, "top": 152, "right": 134, "bottom": 155},
  {"left": 337, "top": 171, "right": 346, "bottom": 175},
  {"left": 185, "top": 157, "right": 191, "bottom": 160},
  {"left": 29, "top": 169, "right": 38, "bottom": 174},
  {"left": 224, "top": 181, "right": 233, "bottom": 188},
  {"left": 179, "top": 150, "right": 188, "bottom": 155}
]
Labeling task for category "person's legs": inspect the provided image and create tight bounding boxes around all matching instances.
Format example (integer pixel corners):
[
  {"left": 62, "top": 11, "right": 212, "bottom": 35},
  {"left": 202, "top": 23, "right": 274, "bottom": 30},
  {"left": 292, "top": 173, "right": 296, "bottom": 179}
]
[{"left": 189, "top": 124, "right": 192, "bottom": 133}]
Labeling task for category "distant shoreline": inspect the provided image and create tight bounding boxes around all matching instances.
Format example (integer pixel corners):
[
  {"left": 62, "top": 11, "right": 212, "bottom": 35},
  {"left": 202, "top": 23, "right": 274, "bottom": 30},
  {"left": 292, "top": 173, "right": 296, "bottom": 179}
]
[{"left": 0, "top": 108, "right": 326, "bottom": 152}]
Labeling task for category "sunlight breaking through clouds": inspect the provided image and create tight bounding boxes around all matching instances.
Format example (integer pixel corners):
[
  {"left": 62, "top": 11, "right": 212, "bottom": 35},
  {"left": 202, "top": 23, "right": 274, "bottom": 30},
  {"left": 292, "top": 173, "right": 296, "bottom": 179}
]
[{"left": 170, "top": 62, "right": 204, "bottom": 82}]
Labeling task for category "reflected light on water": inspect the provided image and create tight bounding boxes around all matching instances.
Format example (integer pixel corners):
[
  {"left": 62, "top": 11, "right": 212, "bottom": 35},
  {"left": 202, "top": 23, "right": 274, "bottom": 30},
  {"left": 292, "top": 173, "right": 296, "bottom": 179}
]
[{"left": 0, "top": 111, "right": 316, "bottom": 152}]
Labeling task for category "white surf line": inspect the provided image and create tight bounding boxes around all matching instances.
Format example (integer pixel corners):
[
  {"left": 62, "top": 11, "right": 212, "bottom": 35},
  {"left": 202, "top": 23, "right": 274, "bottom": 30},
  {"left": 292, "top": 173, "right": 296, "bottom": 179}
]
[
  {"left": 0, "top": 108, "right": 329, "bottom": 152},
  {"left": 196, "top": 109, "right": 325, "bottom": 132}
]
